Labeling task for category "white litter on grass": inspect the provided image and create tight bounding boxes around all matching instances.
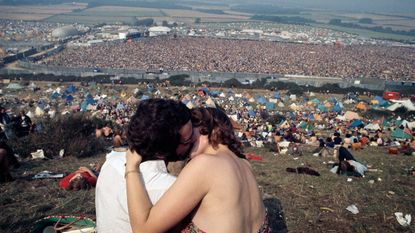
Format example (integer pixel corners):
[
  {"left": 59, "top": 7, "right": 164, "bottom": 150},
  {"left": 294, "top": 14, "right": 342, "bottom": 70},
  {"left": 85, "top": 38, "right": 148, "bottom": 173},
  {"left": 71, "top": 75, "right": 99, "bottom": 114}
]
[
  {"left": 368, "top": 180, "right": 375, "bottom": 184},
  {"left": 33, "top": 171, "right": 64, "bottom": 179},
  {"left": 31, "top": 149, "right": 45, "bottom": 159},
  {"left": 59, "top": 149, "right": 65, "bottom": 158},
  {"left": 394, "top": 212, "right": 411, "bottom": 227},
  {"left": 347, "top": 178, "right": 353, "bottom": 182},
  {"left": 346, "top": 205, "right": 359, "bottom": 214}
]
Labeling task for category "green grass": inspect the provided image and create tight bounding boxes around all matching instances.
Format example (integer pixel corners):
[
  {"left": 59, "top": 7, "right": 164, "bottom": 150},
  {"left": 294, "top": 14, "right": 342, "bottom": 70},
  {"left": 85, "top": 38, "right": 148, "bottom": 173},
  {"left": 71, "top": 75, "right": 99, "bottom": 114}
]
[
  {"left": 44, "top": 14, "right": 138, "bottom": 25},
  {"left": 1, "top": 145, "right": 414, "bottom": 232},
  {"left": 250, "top": 146, "right": 415, "bottom": 232}
]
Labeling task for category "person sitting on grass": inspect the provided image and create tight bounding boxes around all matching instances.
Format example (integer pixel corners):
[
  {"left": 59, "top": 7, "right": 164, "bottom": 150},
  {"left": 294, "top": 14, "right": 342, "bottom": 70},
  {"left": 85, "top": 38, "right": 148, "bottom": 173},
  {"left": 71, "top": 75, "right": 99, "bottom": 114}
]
[{"left": 59, "top": 165, "right": 100, "bottom": 191}]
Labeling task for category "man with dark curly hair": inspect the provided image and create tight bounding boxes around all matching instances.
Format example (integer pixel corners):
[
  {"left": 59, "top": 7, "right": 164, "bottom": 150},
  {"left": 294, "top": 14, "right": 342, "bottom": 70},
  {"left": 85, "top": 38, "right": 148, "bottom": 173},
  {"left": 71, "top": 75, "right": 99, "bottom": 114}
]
[{"left": 96, "top": 99, "right": 193, "bottom": 233}]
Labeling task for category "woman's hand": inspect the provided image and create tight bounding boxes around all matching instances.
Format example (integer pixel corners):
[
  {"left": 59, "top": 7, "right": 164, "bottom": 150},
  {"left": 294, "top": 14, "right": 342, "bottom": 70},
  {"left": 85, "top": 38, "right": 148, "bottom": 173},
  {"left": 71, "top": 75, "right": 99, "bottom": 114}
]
[{"left": 126, "top": 149, "right": 143, "bottom": 170}]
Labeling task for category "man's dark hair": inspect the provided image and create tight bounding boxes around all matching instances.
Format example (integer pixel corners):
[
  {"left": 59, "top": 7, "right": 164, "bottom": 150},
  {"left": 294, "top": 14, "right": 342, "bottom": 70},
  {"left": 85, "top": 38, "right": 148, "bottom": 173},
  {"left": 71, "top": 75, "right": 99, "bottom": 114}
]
[{"left": 127, "top": 99, "right": 191, "bottom": 161}]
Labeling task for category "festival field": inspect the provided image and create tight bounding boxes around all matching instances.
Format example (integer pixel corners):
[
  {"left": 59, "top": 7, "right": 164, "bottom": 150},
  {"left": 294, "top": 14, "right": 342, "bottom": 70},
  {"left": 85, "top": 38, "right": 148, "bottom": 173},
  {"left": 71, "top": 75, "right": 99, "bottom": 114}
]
[
  {"left": 0, "top": 80, "right": 414, "bottom": 232},
  {"left": 0, "top": 146, "right": 414, "bottom": 232}
]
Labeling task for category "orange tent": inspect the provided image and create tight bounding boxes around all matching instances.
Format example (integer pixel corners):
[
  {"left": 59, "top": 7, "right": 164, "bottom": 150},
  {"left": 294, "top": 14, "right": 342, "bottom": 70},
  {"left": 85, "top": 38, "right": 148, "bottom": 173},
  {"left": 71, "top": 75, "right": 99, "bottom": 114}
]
[{"left": 356, "top": 102, "right": 367, "bottom": 111}]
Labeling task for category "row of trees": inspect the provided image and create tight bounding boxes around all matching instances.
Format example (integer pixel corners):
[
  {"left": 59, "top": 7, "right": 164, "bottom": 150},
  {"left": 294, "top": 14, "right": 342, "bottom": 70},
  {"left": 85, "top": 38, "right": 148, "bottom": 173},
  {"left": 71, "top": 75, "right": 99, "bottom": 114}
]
[
  {"left": 329, "top": 18, "right": 415, "bottom": 36},
  {"left": 3, "top": 73, "right": 388, "bottom": 95}
]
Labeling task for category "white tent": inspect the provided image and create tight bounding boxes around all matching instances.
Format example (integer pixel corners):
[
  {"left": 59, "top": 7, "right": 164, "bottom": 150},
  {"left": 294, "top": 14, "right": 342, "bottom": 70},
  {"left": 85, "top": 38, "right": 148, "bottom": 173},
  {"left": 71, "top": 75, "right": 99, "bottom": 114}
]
[
  {"left": 186, "top": 101, "right": 195, "bottom": 109},
  {"left": 206, "top": 97, "right": 216, "bottom": 108},
  {"left": 35, "top": 107, "right": 45, "bottom": 117},
  {"left": 344, "top": 99, "right": 355, "bottom": 104},
  {"left": 364, "top": 123, "right": 381, "bottom": 131},
  {"left": 343, "top": 111, "right": 360, "bottom": 121},
  {"left": 387, "top": 99, "right": 415, "bottom": 112},
  {"left": 289, "top": 94, "right": 297, "bottom": 101},
  {"left": 269, "top": 98, "right": 279, "bottom": 103},
  {"left": 6, "top": 83, "right": 24, "bottom": 90}
]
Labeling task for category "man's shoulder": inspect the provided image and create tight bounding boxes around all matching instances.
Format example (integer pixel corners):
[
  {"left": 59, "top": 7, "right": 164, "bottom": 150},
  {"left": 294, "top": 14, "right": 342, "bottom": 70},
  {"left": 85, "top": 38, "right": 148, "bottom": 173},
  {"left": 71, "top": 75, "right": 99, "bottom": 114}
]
[{"left": 100, "top": 151, "right": 127, "bottom": 175}]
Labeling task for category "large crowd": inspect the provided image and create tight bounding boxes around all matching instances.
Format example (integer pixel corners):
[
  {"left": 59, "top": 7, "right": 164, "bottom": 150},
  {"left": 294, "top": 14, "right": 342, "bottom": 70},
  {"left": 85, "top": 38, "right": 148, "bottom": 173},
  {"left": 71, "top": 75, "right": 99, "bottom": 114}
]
[{"left": 40, "top": 36, "right": 415, "bottom": 80}]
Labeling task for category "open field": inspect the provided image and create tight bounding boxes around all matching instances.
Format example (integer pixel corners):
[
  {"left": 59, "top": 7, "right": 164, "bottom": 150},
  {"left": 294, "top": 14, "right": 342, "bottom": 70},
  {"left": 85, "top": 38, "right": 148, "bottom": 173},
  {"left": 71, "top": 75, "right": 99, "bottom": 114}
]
[
  {"left": 161, "top": 9, "right": 250, "bottom": 21},
  {"left": 0, "top": 4, "right": 87, "bottom": 21},
  {"left": 315, "top": 24, "right": 415, "bottom": 41},
  {"left": 1, "top": 146, "right": 414, "bottom": 232},
  {"left": 44, "top": 6, "right": 165, "bottom": 25},
  {"left": 44, "top": 15, "right": 137, "bottom": 25}
]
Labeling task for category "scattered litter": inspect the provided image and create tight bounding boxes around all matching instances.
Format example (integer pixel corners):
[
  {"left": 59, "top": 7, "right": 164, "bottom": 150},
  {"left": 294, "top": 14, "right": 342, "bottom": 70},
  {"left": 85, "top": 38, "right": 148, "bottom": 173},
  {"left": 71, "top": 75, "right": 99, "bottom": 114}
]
[
  {"left": 59, "top": 149, "right": 65, "bottom": 158},
  {"left": 31, "top": 149, "right": 45, "bottom": 159},
  {"left": 327, "top": 161, "right": 335, "bottom": 164},
  {"left": 388, "top": 191, "right": 395, "bottom": 195},
  {"left": 312, "top": 153, "right": 319, "bottom": 157},
  {"left": 346, "top": 204, "right": 359, "bottom": 214},
  {"left": 33, "top": 171, "right": 64, "bottom": 179},
  {"left": 368, "top": 180, "right": 375, "bottom": 184},
  {"left": 368, "top": 169, "right": 383, "bottom": 172},
  {"left": 320, "top": 207, "right": 334, "bottom": 212},
  {"left": 322, "top": 161, "right": 327, "bottom": 164},
  {"left": 377, "top": 178, "right": 382, "bottom": 182},
  {"left": 394, "top": 212, "right": 411, "bottom": 227},
  {"left": 293, "top": 157, "right": 299, "bottom": 160},
  {"left": 347, "top": 178, "right": 353, "bottom": 182}
]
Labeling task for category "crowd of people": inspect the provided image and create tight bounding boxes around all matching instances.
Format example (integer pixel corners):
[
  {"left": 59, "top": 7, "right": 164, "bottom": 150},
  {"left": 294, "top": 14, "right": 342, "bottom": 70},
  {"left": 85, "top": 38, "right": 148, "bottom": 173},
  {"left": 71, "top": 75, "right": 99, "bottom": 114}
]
[{"left": 40, "top": 36, "right": 415, "bottom": 80}]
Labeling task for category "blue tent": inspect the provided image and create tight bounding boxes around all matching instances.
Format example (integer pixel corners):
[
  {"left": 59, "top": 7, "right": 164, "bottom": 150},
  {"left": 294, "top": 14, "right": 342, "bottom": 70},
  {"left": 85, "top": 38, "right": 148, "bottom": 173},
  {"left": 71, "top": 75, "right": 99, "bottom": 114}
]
[
  {"left": 274, "top": 92, "right": 281, "bottom": 99},
  {"left": 141, "top": 95, "right": 150, "bottom": 100},
  {"left": 147, "top": 84, "right": 154, "bottom": 93},
  {"left": 85, "top": 94, "right": 96, "bottom": 105},
  {"left": 50, "top": 92, "right": 60, "bottom": 99},
  {"left": 317, "top": 104, "right": 327, "bottom": 112},
  {"left": 116, "top": 102, "right": 125, "bottom": 110},
  {"left": 374, "top": 96, "right": 389, "bottom": 107},
  {"left": 311, "top": 98, "right": 320, "bottom": 105},
  {"left": 266, "top": 102, "right": 275, "bottom": 110},
  {"left": 255, "top": 96, "right": 267, "bottom": 104},
  {"left": 284, "top": 95, "right": 289, "bottom": 102},
  {"left": 332, "top": 104, "right": 342, "bottom": 113},
  {"left": 80, "top": 101, "right": 88, "bottom": 111},
  {"left": 65, "top": 85, "right": 76, "bottom": 94},
  {"left": 248, "top": 110, "right": 256, "bottom": 118},
  {"left": 349, "top": 119, "right": 364, "bottom": 128},
  {"left": 65, "top": 95, "right": 74, "bottom": 103},
  {"left": 210, "top": 90, "right": 221, "bottom": 97},
  {"left": 391, "top": 128, "right": 412, "bottom": 139},
  {"left": 328, "top": 97, "right": 337, "bottom": 104}
]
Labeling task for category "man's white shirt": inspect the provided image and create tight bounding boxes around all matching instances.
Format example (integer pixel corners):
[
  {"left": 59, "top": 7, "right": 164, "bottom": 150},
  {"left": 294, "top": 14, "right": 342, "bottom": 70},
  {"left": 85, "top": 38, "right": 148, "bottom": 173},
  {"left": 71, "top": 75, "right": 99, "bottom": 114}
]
[{"left": 96, "top": 150, "right": 177, "bottom": 233}]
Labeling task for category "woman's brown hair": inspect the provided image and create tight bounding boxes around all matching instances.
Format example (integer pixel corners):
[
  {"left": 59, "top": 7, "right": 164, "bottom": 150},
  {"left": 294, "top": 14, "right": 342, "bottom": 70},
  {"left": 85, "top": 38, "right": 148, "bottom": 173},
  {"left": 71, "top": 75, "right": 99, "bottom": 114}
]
[{"left": 191, "top": 107, "right": 245, "bottom": 159}]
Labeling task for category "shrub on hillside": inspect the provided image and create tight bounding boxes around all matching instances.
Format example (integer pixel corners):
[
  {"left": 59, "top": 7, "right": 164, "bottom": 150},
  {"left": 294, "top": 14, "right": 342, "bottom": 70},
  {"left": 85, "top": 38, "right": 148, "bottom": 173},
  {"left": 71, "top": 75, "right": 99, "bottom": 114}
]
[{"left": 8, "top": 114, "right": 108, "bottom": 159}]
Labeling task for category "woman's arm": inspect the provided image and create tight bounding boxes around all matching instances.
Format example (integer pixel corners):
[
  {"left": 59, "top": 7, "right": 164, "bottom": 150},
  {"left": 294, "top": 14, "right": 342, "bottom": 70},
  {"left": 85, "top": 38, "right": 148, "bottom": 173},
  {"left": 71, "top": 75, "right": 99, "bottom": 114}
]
[
  {"left": 125, "top": 149, "right": 211, "bottom": 233},
  {"left": 78, "top": 167, "right": 97, "bottom": 179}
]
